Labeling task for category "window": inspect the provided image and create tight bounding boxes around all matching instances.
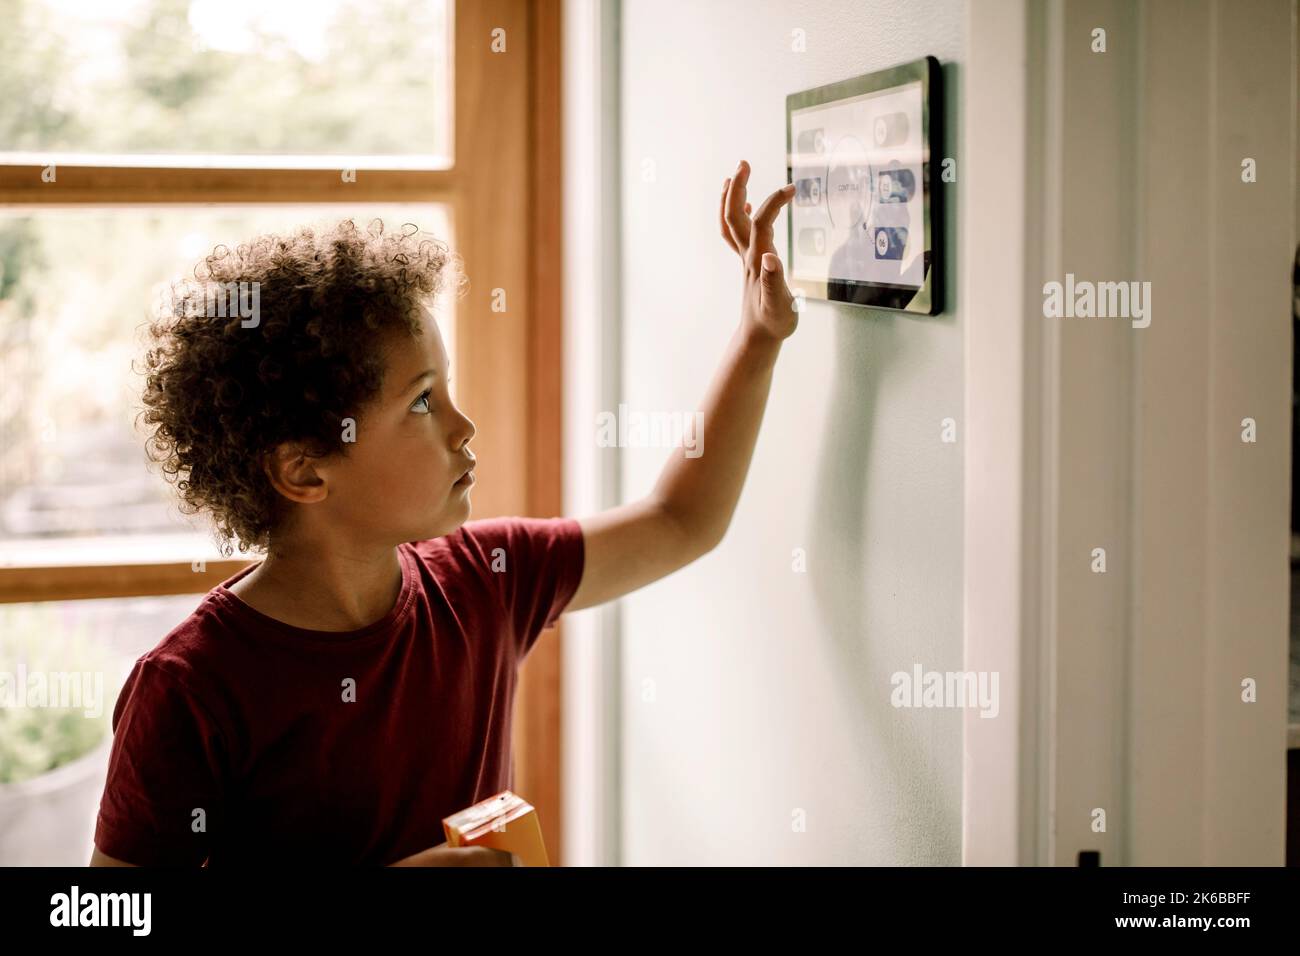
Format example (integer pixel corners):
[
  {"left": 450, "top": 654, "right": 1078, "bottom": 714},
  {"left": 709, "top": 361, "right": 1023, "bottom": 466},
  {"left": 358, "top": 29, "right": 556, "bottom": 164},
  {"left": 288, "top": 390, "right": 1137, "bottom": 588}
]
[
  {"left": 0, "top": 0, "right": 565, "bottom": 862},
  {"left": 0, "top": 204, "right": 451, "bottom": 564},
  {"left": 1, "top": 0, "right": 451, "bottom": 163}
]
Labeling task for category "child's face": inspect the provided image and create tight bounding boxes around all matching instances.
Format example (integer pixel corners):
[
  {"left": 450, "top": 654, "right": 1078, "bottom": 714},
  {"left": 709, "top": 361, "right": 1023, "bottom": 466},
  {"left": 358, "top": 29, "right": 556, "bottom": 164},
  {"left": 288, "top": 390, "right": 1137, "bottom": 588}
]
[{"left": 313, "top": 309, "right": 477, "bottom": 544}]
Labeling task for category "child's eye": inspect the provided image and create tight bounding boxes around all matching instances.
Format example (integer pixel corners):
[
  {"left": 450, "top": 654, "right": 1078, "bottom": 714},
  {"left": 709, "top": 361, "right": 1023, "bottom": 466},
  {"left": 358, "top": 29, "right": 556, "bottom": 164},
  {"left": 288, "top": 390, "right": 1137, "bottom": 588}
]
[{"left": 411, "top": 388, "right": 433, "bottom": 414}]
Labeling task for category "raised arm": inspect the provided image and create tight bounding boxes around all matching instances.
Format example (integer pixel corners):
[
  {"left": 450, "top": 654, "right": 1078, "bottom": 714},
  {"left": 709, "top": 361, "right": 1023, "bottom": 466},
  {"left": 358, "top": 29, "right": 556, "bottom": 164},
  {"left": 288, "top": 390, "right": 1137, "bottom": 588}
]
[{"left": 566, "top": 161, "right": 798, "bottom": 613}]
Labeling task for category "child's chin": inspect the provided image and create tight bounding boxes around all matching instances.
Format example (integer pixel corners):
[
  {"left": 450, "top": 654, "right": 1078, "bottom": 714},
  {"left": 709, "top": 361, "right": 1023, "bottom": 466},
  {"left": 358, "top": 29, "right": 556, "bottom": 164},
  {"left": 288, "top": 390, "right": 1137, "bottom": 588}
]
[{"left": 428, "top": 506, "right": 470, "bottom": 539}]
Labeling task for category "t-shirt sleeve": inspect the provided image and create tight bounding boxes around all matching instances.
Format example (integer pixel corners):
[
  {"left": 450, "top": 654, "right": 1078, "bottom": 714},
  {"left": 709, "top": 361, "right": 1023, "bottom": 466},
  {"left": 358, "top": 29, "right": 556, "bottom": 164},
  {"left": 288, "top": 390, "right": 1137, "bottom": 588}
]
[
  {"left": 459, "top": 515, "right": 586, "bottom": 659},
  {"left": 93, "top": 657, "right": 228, "bottom": 866}
]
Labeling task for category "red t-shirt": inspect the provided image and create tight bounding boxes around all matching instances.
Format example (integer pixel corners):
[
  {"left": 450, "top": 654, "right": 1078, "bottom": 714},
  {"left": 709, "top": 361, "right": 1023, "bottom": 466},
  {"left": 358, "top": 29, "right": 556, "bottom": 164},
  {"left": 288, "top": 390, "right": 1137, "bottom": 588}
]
[{"left": 93, "top": 516, "right": 585, "bottom": 866}]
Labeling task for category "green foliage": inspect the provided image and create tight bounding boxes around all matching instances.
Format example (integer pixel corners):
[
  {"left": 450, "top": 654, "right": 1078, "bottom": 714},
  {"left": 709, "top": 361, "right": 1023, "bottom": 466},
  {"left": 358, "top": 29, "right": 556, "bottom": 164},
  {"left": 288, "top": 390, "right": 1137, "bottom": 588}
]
[
  {"left": 0, "top": 0, "right": 448, "bottom": 155},
  {"left": 0, "top": 0, "right": 83, "bottom": 149},
  {"left": 0, "top": 606, "right": 119, "bottom": 785},
  {"left": 0, "top": 219, "right": 44, "bottom": 311}
]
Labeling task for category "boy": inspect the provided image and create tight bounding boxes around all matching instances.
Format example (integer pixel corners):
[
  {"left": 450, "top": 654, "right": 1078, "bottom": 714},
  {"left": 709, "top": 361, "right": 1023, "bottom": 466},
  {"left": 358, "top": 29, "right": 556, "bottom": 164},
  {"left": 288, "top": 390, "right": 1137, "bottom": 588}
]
[{"left": 91, "top": 160, "right": 796, "bottom": 866}]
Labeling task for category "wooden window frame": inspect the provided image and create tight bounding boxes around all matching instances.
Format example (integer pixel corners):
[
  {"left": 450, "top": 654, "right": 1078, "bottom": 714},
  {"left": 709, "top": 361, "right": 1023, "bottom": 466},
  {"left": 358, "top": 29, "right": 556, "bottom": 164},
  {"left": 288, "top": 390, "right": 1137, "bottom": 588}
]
[{"left": 0, "top": 0, "right": 567, "bottom": 862}]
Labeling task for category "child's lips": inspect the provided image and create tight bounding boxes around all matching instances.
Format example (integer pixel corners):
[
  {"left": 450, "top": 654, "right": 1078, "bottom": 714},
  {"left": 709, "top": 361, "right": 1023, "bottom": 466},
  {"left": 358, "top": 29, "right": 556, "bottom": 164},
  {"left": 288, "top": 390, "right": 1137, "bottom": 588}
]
[{"left": 454, "top": 467, "right": 476, "bottom": 486}]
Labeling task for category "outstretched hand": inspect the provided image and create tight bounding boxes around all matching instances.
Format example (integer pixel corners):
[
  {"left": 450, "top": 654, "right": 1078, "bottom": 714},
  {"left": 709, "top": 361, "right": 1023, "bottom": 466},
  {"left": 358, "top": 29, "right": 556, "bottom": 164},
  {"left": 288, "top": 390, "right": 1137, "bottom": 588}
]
[{"left": 719, "top": 159, "right": 799, "bottom": 342}]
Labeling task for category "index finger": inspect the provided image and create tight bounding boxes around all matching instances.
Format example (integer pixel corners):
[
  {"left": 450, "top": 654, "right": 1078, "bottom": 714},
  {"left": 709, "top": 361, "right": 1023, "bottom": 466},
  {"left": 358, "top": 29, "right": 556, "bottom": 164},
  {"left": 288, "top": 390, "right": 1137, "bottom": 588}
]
[
  {"left": 724, "top": 160, "right": 753, "bottom": 249},
  {"left": 751, "top": 183, "right": 796, "bottom": 240},
  {"left": 719, "top": 177, "right": 739, "bottom": 253}
]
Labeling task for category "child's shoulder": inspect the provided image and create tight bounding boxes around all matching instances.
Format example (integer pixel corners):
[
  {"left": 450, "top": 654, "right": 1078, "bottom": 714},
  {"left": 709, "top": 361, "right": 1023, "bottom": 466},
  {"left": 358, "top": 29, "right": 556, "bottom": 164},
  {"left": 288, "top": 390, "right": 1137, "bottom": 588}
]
[
  {"left": 408, "top": 515, "right": 581, "bottom": 568},
  {"left": 406, "top": 519, "right": 506, "bottom": 580},
  {"left": 122, "top": 572, "right": 273, "bottom": 697},
  {"left": 124, "top": 589, "right": 247, "bottom": 689}
]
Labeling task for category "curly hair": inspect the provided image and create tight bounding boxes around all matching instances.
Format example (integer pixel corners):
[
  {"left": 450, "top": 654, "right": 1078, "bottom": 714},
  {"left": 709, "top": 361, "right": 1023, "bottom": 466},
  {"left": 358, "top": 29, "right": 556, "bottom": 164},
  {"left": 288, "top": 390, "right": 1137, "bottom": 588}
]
[{"left": 136, "top": 217, "right": 467, "bottom": 557}]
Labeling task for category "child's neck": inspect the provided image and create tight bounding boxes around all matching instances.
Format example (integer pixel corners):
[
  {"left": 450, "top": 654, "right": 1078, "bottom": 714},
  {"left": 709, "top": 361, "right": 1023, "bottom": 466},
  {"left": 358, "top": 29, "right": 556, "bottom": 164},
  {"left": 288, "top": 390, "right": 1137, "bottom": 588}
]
[{"left": 227, "top": 540, "right": 404, "bottom": 633}]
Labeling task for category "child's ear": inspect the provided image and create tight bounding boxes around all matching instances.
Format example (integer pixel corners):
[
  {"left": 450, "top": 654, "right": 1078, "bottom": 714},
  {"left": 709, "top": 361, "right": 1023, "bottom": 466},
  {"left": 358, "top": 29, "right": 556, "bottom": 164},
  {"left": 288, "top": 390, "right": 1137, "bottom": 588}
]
[{"left": 262, "top": 442, "right": 327, "bottom": 504}]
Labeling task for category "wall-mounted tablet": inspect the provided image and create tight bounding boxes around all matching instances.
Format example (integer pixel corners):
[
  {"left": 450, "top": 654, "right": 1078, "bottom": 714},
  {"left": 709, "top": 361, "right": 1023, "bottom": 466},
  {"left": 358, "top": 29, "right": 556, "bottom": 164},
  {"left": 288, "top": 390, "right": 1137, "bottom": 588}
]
[{"left": 786, "top": 56, "right": 942, "bottom": 315}]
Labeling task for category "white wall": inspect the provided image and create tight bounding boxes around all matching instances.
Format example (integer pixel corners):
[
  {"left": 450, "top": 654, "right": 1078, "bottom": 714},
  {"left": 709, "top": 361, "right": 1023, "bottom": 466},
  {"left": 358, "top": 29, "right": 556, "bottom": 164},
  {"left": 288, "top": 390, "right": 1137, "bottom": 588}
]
[{"left": 616, "top": 0, "right": 965, "bottom": 865}]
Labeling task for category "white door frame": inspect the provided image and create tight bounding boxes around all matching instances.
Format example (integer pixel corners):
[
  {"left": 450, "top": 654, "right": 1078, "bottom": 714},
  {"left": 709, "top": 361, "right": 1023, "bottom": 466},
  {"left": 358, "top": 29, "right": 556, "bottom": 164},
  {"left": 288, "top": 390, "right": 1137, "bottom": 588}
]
[
  {"left": 963, "top": 0, "right": 1296, "bottom": 866},
  {"left": 561, "top": 0, "right": 624, "bottom": 867}
]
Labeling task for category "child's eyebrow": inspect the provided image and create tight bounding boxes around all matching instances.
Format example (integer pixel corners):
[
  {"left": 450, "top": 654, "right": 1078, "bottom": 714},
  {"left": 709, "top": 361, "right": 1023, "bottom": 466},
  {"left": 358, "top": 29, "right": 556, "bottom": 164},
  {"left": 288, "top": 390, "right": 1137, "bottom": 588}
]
[{"left": 402, "top": 366, "right": 447, "bottom": 391}]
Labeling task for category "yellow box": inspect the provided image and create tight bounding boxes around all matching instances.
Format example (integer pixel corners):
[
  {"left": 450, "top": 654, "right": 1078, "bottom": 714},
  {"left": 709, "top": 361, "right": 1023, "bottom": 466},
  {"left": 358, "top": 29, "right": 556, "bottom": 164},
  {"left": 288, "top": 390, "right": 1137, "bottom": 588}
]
[{"left": 442, "top": 790, "right": 550, "bottom": 867}]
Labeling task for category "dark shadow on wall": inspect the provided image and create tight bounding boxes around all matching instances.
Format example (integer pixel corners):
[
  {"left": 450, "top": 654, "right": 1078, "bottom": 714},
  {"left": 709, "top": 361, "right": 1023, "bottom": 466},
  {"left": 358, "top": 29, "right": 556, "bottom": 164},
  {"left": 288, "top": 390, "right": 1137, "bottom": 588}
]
[{"left": 805, "top": 58, "right": 962, "bottom": 864}]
